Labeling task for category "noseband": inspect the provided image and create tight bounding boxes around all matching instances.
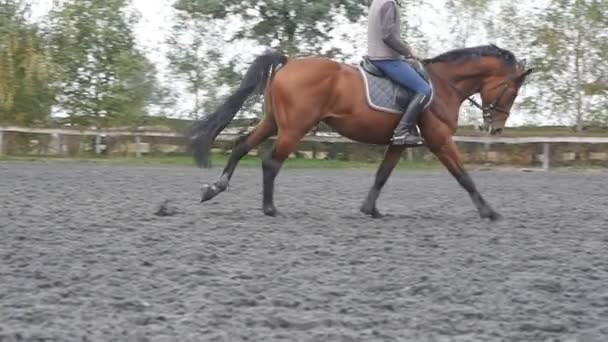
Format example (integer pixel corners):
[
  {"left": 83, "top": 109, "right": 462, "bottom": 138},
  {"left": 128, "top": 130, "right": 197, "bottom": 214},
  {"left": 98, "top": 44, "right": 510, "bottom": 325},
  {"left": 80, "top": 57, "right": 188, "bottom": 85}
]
[
  {"left": 463, "top": 81, "right": 511, "bottom": 129},
  {"left": 427, "top": 66, "right": 512, "bottom": 127}
]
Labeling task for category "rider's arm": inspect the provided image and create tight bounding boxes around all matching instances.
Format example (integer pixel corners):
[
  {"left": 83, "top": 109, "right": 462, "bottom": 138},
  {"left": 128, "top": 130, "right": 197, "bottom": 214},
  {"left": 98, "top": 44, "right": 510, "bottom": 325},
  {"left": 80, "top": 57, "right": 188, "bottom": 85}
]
[{"left": 379, "top": 2, "right": 414, "bottom": 59}]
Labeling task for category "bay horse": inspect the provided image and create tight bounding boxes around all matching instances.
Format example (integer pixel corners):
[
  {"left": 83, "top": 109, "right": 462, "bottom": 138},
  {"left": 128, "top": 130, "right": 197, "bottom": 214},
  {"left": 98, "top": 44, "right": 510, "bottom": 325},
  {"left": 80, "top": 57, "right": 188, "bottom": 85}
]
[{"left": 187, "top": 44, "right": 533, "bottom": 221}]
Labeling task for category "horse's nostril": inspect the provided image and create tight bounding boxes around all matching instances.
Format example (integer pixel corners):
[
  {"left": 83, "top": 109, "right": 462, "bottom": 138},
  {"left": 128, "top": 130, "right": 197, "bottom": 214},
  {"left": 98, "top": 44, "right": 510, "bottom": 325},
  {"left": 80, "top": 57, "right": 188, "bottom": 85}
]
[{"left": 492, "top": 128, "right": 503, "bottom": 135}]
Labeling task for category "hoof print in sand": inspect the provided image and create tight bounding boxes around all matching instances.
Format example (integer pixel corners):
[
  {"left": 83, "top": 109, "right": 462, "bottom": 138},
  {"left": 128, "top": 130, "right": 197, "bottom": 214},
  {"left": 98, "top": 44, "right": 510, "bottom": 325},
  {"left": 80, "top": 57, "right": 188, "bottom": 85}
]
[{"left": 155, "top": 200, "right": 179, "bottom": 217}]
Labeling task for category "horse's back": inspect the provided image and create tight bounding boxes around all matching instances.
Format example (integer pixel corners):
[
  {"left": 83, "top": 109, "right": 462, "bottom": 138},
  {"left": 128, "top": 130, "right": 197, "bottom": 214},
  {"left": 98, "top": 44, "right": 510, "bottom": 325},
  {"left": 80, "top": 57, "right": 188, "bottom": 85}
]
[
  {"left": 273, "top": 56, "right": 343, "bottom": 86},
  {"left": 273, "top": 56, "right": 361, "bottom": 98},
  {"left": 270, "top": 57, "right": 348, "bottom": 113}
]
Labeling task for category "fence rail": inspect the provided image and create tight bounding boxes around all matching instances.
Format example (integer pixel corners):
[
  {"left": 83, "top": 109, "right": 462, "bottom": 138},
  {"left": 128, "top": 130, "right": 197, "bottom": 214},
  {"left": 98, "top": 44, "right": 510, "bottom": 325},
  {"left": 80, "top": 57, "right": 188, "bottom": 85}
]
[{"left": 2, "top": 125, "right": 608, "bottom": 170}]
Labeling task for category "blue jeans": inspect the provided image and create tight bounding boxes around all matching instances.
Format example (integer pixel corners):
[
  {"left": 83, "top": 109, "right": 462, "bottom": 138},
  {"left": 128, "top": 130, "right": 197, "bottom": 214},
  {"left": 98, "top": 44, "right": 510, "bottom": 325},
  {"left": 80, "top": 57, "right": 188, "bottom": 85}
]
[{"left": 371, "top": 60, "right": 432, "bottom": 97}]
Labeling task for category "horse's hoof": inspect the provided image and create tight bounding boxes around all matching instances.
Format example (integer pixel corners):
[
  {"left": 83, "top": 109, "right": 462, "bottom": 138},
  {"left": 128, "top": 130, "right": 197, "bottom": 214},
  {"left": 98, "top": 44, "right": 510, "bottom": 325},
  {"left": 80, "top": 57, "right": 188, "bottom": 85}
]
[
  {"left": 481, "top": 210, "right": 503, "bottom": 222},
  {"left": 489, "top": 212, "right": 503, "bottom": 221},
  {"left": 263, "top": 206, "right": 278, "bottom": 217},
  {"left": 216, "top": 175, "right": 229, "bottom": 191},
  {"left": 361, "top": 205, "right": 383, "bottom": 219},
  {"left": 200, "top": 184, "right": 216, "bottom": 203}
]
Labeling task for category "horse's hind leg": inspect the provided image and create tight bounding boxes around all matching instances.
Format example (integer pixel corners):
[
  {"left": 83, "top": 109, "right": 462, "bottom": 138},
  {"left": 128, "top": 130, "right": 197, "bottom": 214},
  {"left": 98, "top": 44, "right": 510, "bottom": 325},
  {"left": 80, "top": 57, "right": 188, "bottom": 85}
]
[
  {"left": 361, "top": 145, "right": 406, "bottom": 218},
  {"left": 261, "top": 130, "right": 306, "bottom": 217},
  {"left": 201, "top": 118, "right": 276, "bottom": 203}
]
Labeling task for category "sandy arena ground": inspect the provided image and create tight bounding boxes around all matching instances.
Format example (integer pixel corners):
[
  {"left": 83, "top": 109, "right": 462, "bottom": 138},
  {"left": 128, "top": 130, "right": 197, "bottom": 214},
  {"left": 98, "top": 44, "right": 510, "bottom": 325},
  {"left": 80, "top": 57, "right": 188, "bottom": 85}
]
[{"left": 1, "top": 161, "right": 607, "bottom": 341}]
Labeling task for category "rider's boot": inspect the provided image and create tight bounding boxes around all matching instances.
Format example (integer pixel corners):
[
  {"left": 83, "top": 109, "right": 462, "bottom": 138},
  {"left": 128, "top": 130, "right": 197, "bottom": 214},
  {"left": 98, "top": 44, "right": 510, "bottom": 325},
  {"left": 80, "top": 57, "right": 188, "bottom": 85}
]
[{"left": 391, "top": 93, "right": 429, "bottom": 146}]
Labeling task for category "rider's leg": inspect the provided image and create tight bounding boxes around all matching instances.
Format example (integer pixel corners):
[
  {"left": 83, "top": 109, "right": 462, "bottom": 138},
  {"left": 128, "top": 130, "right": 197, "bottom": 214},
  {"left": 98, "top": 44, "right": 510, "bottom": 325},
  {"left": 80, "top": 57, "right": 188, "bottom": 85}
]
[{"left": 372, "top": 60, "right": 432, "bottom": 146}]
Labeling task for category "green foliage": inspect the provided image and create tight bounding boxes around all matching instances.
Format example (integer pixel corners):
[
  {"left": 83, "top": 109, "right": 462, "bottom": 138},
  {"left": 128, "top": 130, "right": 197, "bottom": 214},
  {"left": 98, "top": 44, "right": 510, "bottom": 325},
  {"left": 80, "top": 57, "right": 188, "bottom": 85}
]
[
  {"left": 46, "top": 0, "right": 161, "bottom": 128},
  {"left": 172, "top": 0, "right": 367, "bottom": 56},
  {"left": 0, "top": 0, "right": 53, "bottom": 125},
  {"left": 397, "top": 0, "right": 430, "bottom": 56},
  {"left": 449, "top": 0, "right": 608, "bottom": 130},
  {"left": 166, "top": 12, "right": 239, "bottom": 119},
  {"left": 531, "top": 0, "right": 608, "bottom": 130},
  {"left": 445, "top": 0, "right": 494, "bottom": 47},
  {"left": 169, "top": 0, "right": 368, "bottom": 119},
  {"left": 2, "top": 0, "right": 604, "bottom": 132}
]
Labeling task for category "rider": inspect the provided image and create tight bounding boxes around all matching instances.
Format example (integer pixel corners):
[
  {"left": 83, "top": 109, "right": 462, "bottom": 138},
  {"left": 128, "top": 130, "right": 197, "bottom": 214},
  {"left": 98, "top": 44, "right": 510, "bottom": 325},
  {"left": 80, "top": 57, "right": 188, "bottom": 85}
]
[{"left": 367, "top": 0, "right": 432, "bottom": 146}]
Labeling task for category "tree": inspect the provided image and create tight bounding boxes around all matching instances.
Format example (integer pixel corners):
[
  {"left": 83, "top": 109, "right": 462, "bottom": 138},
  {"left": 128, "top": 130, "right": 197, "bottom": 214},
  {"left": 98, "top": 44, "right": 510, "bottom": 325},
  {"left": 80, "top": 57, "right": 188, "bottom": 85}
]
[
  {"left": 396, "top": 0, "right": 430, "bottom": 56},
  {"left": 172, "top": 0, "right": 367, "bottom": 57},
  {"left": 531, "top": 0, "right": 608, "bottom": 130},
  {"left": 447, "top": 0, "right": 608, "bottom": 129},
  {"left": 0, "top": 0, "right": 53, "bottom": 125},
  {"left": 444, "top": 0, "right": 494, "bottom": 47},
  {"left": 169, "top": 1, "right": 434, "bottom": 120},
  {"left": 166, "top": 12, "right": 239, "bottom": 120},
  {"left": 46, "top": 0, "right": 161, "bottom": 127}
]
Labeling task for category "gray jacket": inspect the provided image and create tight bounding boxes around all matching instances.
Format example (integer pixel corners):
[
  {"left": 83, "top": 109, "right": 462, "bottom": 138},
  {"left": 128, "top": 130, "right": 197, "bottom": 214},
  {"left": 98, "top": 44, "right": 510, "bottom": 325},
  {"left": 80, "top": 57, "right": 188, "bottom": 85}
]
[{"left": 367, "top": 0, "right": 413, "bottom": 60}]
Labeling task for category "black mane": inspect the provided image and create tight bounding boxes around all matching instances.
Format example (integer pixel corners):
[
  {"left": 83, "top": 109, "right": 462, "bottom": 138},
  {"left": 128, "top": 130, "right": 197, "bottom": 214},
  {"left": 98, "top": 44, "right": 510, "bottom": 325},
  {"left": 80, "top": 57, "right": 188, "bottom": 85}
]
[{"left": 424, "top": 44, "right": 517, "bottom": 68}]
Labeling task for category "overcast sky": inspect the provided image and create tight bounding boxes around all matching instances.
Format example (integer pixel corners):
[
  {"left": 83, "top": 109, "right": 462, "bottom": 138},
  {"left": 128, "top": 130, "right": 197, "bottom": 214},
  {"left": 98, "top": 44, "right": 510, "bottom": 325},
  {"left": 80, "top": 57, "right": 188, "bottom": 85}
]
[{"left": 28, "top": 0, "right": 543, "bottom": 125}]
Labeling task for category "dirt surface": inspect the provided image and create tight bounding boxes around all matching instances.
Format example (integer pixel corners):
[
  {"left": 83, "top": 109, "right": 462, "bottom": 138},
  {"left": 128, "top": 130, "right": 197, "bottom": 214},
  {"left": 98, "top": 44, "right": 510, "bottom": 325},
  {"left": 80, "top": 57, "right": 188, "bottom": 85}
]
[{"left": 1, "top": 161, "right": 607, "bottom": 342}]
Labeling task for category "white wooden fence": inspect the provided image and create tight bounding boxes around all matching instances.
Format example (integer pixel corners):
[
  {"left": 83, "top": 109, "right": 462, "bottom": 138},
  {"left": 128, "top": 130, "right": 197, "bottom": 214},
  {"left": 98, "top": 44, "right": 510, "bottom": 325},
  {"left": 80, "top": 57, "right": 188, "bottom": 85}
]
[{"left": 2, "top": 125, "right": 608, "bottom": 170}]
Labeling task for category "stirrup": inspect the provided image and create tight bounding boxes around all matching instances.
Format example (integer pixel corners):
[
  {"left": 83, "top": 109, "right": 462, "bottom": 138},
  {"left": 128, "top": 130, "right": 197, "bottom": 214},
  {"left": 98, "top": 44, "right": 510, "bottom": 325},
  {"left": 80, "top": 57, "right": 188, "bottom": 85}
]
[{"left": 391, "top": 131, "right": 424, "bottom": 146}]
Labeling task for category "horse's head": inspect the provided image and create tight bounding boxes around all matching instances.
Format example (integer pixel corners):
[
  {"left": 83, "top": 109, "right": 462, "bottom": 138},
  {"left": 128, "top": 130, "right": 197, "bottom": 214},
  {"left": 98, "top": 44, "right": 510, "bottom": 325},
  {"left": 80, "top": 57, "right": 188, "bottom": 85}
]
[{"left": 478, "top": 57, "right": 534, "bottom": 135}]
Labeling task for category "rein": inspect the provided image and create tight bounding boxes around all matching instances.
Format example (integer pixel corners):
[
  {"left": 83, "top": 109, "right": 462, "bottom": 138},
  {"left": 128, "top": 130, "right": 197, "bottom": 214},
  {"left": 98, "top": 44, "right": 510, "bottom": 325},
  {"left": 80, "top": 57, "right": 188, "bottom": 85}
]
[{"left": 425, "top": 65, "right": 511, "bottom": 124}]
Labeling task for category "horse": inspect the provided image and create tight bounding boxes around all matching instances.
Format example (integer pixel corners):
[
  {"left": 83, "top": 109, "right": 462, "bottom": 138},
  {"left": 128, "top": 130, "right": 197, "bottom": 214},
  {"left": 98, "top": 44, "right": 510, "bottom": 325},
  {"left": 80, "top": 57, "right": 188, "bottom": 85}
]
[{"left": 186, "top": 44, "right": 533, "bottom": 221}]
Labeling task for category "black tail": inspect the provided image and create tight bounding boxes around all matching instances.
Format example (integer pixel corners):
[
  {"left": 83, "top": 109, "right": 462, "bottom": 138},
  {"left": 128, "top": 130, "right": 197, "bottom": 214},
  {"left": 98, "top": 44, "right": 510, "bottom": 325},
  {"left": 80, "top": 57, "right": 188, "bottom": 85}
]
[{"left": 186, "top": 50, "right": 287, "bottom": 168}]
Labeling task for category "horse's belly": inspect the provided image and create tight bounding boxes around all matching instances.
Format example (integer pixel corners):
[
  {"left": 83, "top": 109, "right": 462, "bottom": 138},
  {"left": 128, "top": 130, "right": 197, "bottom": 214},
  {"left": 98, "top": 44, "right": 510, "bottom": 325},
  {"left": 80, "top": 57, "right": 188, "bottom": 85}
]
[{"left": 324, "top": 111, "right": 399, "bottom": 145}]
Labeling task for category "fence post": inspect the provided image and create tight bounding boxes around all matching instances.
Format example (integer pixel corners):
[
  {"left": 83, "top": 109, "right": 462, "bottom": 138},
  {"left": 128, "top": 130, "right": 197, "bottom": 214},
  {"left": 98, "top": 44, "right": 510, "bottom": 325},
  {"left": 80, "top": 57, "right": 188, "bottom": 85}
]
[
  {"left": 543, "top": 142, "right": 551, "bottom": 171},
  {"left": 0, "top": 130, "right": 4, "bottom": 156},
  {"left": 484, "top": 141, "right": 492, "bottom": 163},
  {"left": 406, "top": 148, "right": 414, "bottom": 161},
  {"left": 135, "top": 135, "right": 142, "bottom": 158},
  {"left": 59, "top": 134, "right": 69, "bottom": 156},
  {"left": 95, "top": 134, "right": 102, "bottom": 155}
]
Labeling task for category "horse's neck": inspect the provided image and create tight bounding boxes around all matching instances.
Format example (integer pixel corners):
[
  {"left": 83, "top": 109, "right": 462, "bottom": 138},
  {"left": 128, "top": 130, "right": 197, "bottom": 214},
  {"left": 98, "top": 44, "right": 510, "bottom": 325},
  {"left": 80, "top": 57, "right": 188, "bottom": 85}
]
[
  {"left": 426, "top": 62, "right": 492, "bottom": 128},
  {"left": 434, "top": 64, "right": 487, "bottom": 98}
]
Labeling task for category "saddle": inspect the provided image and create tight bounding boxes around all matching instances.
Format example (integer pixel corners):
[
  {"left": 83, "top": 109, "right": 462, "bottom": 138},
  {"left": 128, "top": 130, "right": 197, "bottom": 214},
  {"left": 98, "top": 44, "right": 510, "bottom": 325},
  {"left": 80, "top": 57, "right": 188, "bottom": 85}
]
[{"left": 358, "top": 56, "right": 433, "bottom": 114}]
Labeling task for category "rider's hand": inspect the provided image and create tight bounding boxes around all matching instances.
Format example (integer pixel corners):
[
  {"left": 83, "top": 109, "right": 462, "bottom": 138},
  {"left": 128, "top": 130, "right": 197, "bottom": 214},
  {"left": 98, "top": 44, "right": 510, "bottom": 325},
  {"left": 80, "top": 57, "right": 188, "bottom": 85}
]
[
  {"left": 407, "top": 49, "right": 420, "bottom": 61},
  {"left": 409, "top": 47, "right": 418, "bottom": 59}
]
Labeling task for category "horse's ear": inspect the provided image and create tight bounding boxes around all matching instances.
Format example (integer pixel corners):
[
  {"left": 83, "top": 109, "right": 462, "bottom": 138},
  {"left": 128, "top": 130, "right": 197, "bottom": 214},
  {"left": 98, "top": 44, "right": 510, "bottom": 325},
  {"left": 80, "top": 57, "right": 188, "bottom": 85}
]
[
  {"left": 518, "top": 59, "right": 527, "bottom": 70},
  {"left": 517, "top": 68, "right": 534, "bottom": 83}
]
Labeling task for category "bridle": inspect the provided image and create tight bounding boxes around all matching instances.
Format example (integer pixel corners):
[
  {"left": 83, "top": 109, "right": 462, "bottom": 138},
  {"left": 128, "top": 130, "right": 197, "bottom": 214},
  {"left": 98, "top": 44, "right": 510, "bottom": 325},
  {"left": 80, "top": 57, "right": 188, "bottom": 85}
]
[
  {"left": 445, "top": 77, "right": 512, "bottom": 122},
  {"left": 461, "top": 81, "right": 511, "bottom": 131},
  {"left": 426, "top": 65, "right": 513, "bottom": 132}
]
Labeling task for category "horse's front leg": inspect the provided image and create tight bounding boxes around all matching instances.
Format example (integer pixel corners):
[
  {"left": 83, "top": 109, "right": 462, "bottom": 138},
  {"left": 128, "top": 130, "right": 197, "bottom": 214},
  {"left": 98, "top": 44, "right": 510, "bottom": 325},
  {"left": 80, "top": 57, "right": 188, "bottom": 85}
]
[
  {"left": 361, "top": 145, "right": 406, "bottom": 218},
  {"left": 433, "top": 139, "right": 502, "bottom": 221}
]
